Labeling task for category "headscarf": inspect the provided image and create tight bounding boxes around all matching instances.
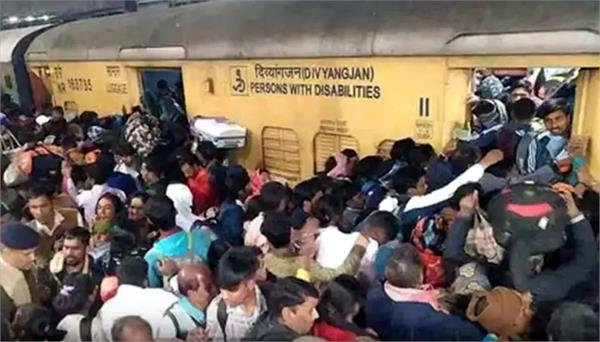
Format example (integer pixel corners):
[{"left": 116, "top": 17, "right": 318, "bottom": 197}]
[
  {"left": 479, "top": 75, "right": 504, "bottom": 100},
  {"left": 473, "top": 99, "right": 508, "bottom": 131},
  {"left": 166, "top": 183, "right": 201, "bottom": 232},
  {"left": 87, "top": 126, "right": 107, "bottom": 144}
]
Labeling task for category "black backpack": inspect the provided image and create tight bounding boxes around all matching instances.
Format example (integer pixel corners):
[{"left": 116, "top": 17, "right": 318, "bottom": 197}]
[{"left": 486, "top": 182, "right": 569, "bottom": 255}]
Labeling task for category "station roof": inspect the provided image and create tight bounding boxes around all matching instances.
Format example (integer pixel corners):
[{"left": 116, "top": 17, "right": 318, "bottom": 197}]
[{"left": 25, "top": 1, "right": 600, "bottom": 61}]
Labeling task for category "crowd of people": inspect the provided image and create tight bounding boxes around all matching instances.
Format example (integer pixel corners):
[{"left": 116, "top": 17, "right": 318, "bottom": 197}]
[{"left": 0, "top": 69, "right": 599, "bottom": 342}]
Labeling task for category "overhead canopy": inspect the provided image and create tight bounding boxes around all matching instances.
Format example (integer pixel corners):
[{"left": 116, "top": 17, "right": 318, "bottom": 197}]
[
  {"left": 0, "top": 24, "right": 50, "bottom": 62},
  {"left": 25, "top": 1, "right": 600, "bottom": 61}
]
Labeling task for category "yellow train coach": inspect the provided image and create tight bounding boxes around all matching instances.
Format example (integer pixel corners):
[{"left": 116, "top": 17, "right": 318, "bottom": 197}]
[{"left": 24, "top": 1, "right": 600, "bottom": 182}]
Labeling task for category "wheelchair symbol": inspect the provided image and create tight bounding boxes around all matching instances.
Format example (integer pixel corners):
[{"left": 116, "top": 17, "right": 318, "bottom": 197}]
[{"left": 231, "top": 67, "right": 247, "bottom": 95}]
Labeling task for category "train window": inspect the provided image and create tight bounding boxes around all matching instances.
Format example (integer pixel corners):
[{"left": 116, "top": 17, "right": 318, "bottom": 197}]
[
  {"left": 262, "top": 126, "right": 301, "bottom": 184},
  {"left": 376, "top": 139, "right": 395, "bottom": 159},
  {"left": 139, "top": 68, "right": 186, "bottom": 118},
  {"left": 314, "top": 133, "right": 359, "bottom": 173}
]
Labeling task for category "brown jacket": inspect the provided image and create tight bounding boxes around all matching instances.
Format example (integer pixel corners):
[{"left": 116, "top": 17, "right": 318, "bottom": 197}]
[{"left": 29, "top": 208, "right": 83, "bottom": 265}]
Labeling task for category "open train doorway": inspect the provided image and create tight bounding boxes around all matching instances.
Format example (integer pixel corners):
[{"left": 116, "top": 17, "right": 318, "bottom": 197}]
[
  {"left": 139, "top": 68, "right": 186, "bottom": 122},
  {"left": 458, "top": 67, "right": 584, "bottom": 178}
]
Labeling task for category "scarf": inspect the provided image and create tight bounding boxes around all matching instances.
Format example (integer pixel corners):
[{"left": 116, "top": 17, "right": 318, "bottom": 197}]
[{"left": 384, "top": 282, "right": 448, "bottom": 313}]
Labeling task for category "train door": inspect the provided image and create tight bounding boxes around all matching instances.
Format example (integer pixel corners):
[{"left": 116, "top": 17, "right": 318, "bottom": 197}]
[
  {"left": 138, "top": 68, "right": 186, "bottom": 119},
  {"left": 451, "top": 66, "right": 595, "bottom": 174},
  {"left": 28, "top": 65, "right": 53, "bottom": 111}
]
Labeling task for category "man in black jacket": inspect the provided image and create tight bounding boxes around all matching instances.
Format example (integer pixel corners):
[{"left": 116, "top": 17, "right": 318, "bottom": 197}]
[
  {"left": 444, "top": 184, "right": 598, "bottom": 305},
  {"left": 243, "top": 277, "right": 319, "bottom": 341}
]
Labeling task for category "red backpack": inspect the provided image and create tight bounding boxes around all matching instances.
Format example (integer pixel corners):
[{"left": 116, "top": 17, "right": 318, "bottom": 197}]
[{"left": 410, "top": 216, "right": 448, "bottom": 288}]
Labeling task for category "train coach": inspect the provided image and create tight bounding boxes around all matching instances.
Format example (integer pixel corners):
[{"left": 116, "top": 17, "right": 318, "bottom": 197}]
[{"left": 19, "top": 1, "right": 600, "bottom": 182}]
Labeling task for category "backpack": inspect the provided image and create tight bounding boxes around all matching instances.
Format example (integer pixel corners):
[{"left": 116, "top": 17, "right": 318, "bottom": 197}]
[
  {"left": 410, "top": 216, "right": 447, "bottom": 287},
  {"left": 515, "top": 131, "right": 567, "bottom": 176},
  {"left": 124, "top": 114, "right": 161, "bottom": 157},
  {"left": 485, "top": 183, "right": 569, "bottom": 255},
  {"left": 515, "top": 130, "right": 542, "bottom": 175}
]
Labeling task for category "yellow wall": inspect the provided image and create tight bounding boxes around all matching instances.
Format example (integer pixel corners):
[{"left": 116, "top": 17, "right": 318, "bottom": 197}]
[
  {"left": 27, "top": 54, "right": 600, "bottom": 180},
  {"left": 573, "top": 69, "right": 600, "bottom": 174},
  {"left": 181, "top": 57, "right": 448, "bottom": 179},
  {"left": 29, "top": 61, "right": 139, "bottom": 117}
]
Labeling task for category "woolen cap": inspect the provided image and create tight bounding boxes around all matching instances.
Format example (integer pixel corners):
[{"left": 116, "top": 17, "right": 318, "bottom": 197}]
[{"left": 1, "top": 222, "right": 40, "bottom": 250}]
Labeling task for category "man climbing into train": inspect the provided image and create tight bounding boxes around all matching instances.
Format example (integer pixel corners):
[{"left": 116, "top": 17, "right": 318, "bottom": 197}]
[{"left": 156, "top": 80, "right": 186, "bottom": 128}]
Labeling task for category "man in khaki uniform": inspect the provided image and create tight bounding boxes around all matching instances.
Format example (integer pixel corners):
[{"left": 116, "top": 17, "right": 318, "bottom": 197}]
[{"left": 0, "top": 222, "right": 40, "bottom": 321}]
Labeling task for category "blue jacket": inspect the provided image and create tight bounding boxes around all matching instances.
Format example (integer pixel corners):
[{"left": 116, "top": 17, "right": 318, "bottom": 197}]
[
  {"left": 365, "top": 283, "right": 485, "bottom": 341},
  {"left": 145, "top": 228, "right": 214, "bottom": 287},
  {"left": 217, "top": 199, "right": 245, "bottom": 246}
]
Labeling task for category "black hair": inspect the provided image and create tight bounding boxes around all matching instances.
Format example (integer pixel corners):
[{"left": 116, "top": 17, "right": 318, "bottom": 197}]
[
  {"left": 313, "top": 194, "right": 345, "bottom": 227},
  {"left": 111, "top": 315, "right": 152, "bottom": 341},
  {"left": 547, "top": 302, "right": 599, "bottom": 341},
  {"left": 260, "top": 182, "right": 290, "bottom": 212},
  {"left": 85, "top": 158, "right": 115, "bottom": 185},
  {"left": 408, "top": 144, "right": 435, "bottom": 168},
  {"left": 245, "top": 196, "right": 262, "bottom": 222},
  {"left": 116, "top": 257, "right": 148, "bottom": 287},
  {"left": 511, "top": 98, "right": 536, "bottom": 122},
  {"left": 317, "top": 275, "right": 363, "bottom": 325},
  {"left": 449, "top": 183, "right": 482, "bottom": 211},
  {"left": 471, "top": 99, "right": 495, "bottom": 117},
  {"left": 341, "top": 149, "right": 358, "bottom": 160},
  {"left": 293, "top": 178, "right": 321, "bottom": 208},
  {"left": 27, "top": 182, "right": 56, "bottom": 201},
  {"left": 63, "top": 227, "right": 91, "bottom": 247},
  {"left": 143, "top": 155, "right": 167, "bottom": 177},
  {"left": 113, "top": 140, "right": 135, "bottom": 157},
  {"left": 449, "top": 143, "right": 480, "bottom": 175},
  {"left": 317, "top": 175, "right": 338, "bottom": 195},
  {"left": 536, "top": 98, "right": 570, "bottom": 119},
  {"left": 178, "top": 152, "right": 201, "bottom": 168},
  {"left": 331, "top": 181, "right": 360, "bottom": 205},
  {"left": 12, "top": 304, "right": 66, "bottom": 341},
  {"left": 324, "top": 156, "right": 337, "bottom": 174},
  {"left": 129, "top": 191, "right": 150, "bottom": 205},
  {"left": 512, "top": 79, "right": 533, "bottom": 94},
  {"left": 225, "top": 166, "right": 250, "bottom": 200},
  {"left": 197, "top": 141, "right": 218, "bottom": 163},
  {"left": 362, "top": 211, "right": 400, "bottom": 241},
  {"left": 268, "top": 277, "right": 319, "bottom": 318},
  {"left": 391, "top": 165, "right": 425, "bottom": 194},
  {"left": 390, "top": 138, "right": 415, "bottom": 161},
  {"left": 385, "top": 244, "right": 423, "bottom": 288},
  {"left": 356, "top": 155, "right": 384, "bottom": 181},
  {"left": 131, "top": 106, "right": 143, "bottom": 115},
  {"left": 216, "top": 246, "right": 260, "bottom": 290},
  {"left": 207, "top": 239, "right": 232, "bottom": 274},
  {"left": 96, "top": 192, "right": 124, "bottom": 217},
  {"left": 261, "top": 211, "right": 292, "bottom": 249},
  {"left": 52, "top": 273, "right": 95, "bottom": 317},
  {"left": 143, "top": 195, "right": 177, "bottom": 230},
  {"left": 290, "top": 208, "right": 310, "bottom": 230},
  {"left": 52, "top": 106, "right": 64, "bottom": 115}
]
